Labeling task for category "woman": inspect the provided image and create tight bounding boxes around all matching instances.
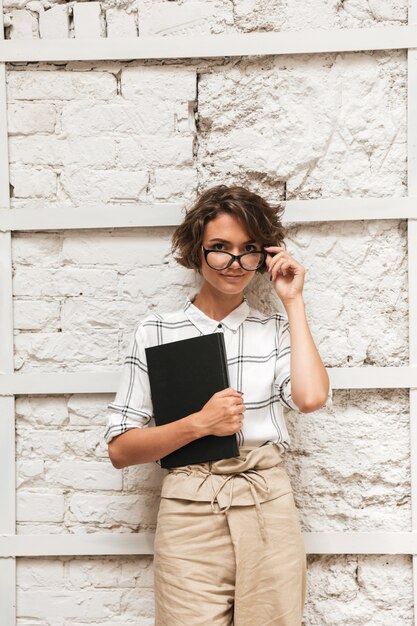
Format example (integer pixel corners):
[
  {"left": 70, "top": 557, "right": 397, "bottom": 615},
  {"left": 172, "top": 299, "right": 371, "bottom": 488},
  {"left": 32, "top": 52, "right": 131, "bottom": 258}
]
[{"left": 105, "top": 184, "right": 332, "bottom": 625}]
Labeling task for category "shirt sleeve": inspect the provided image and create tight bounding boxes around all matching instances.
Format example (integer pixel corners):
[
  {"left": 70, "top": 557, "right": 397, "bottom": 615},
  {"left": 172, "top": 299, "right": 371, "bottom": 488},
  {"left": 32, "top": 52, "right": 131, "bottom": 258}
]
[
  {"left": 274, "top": 313, "right": 333, "bottom": 411},
  {"left": 104, "top": 320, "right": 154, "bottom": 445}
]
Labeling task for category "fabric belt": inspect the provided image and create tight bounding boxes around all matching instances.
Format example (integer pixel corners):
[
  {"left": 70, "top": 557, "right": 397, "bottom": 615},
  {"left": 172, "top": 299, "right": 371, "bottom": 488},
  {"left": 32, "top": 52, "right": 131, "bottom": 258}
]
[{"left": 160, "top": 444, "right": 293, "bottom": 544}]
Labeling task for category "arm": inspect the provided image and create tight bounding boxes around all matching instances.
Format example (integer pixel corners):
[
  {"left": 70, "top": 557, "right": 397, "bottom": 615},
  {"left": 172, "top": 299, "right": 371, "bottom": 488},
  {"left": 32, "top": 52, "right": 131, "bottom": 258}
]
[
  {"left": 284, "top": 296, "right": 331, "bottom": 412},
  {"left": 108, "top": 413, "right": 203, "bottom": 468},
  {"left": 108, "top": 386, "right": 245, "bottom": 468}
]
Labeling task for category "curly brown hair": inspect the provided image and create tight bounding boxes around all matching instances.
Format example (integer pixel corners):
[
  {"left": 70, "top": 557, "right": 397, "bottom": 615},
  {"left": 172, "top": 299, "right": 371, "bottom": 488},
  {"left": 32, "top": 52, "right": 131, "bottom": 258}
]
[{"left": 171, "top": 184, "right": 288, "bottom": 275}]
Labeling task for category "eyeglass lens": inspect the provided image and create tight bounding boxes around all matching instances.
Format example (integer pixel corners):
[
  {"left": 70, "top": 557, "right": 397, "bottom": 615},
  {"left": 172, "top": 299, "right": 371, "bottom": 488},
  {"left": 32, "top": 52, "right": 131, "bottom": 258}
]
[{"left": 206, "top": 251, "right": 264, "bottom": 270}]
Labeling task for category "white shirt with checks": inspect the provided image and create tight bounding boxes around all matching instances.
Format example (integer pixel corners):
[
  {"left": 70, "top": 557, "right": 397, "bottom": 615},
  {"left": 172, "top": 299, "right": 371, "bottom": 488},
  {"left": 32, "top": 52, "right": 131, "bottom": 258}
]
[{"left": 104, "top": 292, "right": 333, "bottom": 454}]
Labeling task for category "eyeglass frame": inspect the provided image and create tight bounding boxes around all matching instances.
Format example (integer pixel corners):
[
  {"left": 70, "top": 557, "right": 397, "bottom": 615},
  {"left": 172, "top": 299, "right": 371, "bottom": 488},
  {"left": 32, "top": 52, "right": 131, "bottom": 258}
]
[{"left": 201, "top": 244, "right": 267, "bottom": 271}]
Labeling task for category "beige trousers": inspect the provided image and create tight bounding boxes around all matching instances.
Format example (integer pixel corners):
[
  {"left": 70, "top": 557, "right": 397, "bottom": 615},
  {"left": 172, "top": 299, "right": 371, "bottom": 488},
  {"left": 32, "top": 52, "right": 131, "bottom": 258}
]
[{"left": 153, "top": 444, "right": 307, "bottom": 626}]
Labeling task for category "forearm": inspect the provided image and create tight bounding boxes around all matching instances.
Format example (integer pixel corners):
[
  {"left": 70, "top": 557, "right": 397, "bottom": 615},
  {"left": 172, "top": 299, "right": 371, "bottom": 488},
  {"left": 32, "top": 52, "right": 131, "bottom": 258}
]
[
  {"left": 108, "top": 412, "right": 203, "bottom": 468},
  {"left": 283, "top": 296, "right": 330, "bottom": 411}
]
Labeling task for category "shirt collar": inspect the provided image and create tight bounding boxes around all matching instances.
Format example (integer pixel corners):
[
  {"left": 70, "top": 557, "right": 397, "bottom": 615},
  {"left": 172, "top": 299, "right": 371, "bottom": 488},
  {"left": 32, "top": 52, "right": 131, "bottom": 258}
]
[{"left": 184, "top": 292, "right": 250, "bottom": 334}]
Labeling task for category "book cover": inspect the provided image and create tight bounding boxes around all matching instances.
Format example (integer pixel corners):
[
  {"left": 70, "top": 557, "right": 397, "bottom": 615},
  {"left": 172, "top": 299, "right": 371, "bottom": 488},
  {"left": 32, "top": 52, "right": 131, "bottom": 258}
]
[{"left": 145, "top": 332, "right": 239, "bottom": 468}]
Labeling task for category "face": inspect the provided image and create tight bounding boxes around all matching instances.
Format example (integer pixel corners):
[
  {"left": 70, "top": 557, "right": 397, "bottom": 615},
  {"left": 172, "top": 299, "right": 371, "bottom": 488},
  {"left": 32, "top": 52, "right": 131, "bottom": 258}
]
[{"left": 199, "top": 212, "right": 262, "bottom": 295}]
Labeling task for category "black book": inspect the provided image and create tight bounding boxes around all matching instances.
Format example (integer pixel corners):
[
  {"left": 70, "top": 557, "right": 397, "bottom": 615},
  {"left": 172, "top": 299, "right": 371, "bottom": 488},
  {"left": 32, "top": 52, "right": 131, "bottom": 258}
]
[{"left": 145, "top": 332, "right": 239, "bottom": 469}]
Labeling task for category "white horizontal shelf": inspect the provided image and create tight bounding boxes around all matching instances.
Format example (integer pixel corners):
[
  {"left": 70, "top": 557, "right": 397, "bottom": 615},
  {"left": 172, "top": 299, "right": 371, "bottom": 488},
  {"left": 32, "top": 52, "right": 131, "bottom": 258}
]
[
  {"left": 0, "top": 25, "right": 416, "bottom": 63},
  {"left": 0, "top": 367, "right": 415, "bottom": 396},
  {"left": 0, "top": 532, "right": 155, "bottom": 557},
  {"left": 0, "top": 196, "right": 415, "bottom": 232},
  {"left": 0, "top": 203, "right": 184, "bottom": 232},
  {"left": 0, "top": 531, "right": 416, "bottom": 557}
]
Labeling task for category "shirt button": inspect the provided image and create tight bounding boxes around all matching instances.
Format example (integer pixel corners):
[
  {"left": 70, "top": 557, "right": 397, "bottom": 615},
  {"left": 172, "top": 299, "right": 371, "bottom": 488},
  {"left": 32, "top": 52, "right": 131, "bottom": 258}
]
[{"left": 218, "top": 323, "right": 222, "bottom": 328}]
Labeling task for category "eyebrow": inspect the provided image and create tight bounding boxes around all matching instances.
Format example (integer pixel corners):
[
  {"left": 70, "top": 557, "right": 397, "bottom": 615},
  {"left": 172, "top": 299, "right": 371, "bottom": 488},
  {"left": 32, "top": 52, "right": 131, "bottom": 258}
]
[{"left": 207, "top": 238, "right": 257, "bottom": 244}]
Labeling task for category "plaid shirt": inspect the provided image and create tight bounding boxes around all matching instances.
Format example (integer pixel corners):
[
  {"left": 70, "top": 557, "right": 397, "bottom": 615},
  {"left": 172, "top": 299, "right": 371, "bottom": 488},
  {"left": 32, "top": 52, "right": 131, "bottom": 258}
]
[{"left": 104, "top": 292, "right": 333, "bottom": 453}]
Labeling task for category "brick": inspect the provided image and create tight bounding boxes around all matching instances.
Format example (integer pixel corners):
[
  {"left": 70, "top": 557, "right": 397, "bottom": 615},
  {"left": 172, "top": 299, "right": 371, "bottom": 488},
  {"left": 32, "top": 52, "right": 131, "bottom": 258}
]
[
  {"left": 118, "top": 266, "right": 183, "bottom": 299},
  {"left": 69, "top": 492, "right": 158, "bottom": 524},
  {"left": 120, "top": 587, "right": 155, "bottom": 619},
  {"left": 17, "top": 589, "right": 122, "bottom": 619},
  {"left": 153, "top": 168, "right": 197, "bottom": 200},
  {"left": 39, "top": 4, "right": 69, "bottom": 39},
  {"left": 106, "top": 8, "right": 137, "bottom": 38},
  {"left": 16, "top": 427, "right": 66, "bottom": 457},
  {"left": 7, "top": 102, "right": 56, "bottom": 134},
  {"left": 60, "top": 299, "right": 148, "bottom": 332},
  {"left": 67, "top": 395, "right": 110, "bottom": 427},
  {"left": 8, "top": 136, "right": 116, "bottom": 167},
  {"left": 13, "top": 267, "right": 118, "bottom": 298},
  {"left": 8, "top": 9, "right": 38, "bottom": 39},
  {"left": 73, "top": 2, "right": 102, "bottom": 39},
  {"left": 61, "top": 100, "right": 183, "bottom": 136},
  {"left": 16, "top": 558, "right": 64, "bottom": 590},
  {"left": 45, "top": 460, "right": 122, "bottom": 490},
  {"left": 59, "top": 167, "right": 148, "bottom": 204},
  {"left": 137, "top": 0, "right": 226, "bottom": 36},
  {"left": 357, "top": 555, "right": 412, "bottom": 604},
  {"left": 63, "top": 428, "right": 108, "bottom": 457},
  {"left": 13, "top": 300, "right": 60, "bottom": 331},
  {"left": 118, "top": 135, "right": 194, "bottom": 168},
  {"left": 62, "top": 234, "right": 168, "bottom": 266},
  {"left": 121, "top": 66, "right": 196, "bottom": 102},
  {"left": 125, "top": 461, "right": 166, "bottom": 492},
  {"left": 16, "top": 396, "right": 68, "bottom": 428},
  {"left": 7, "top": 71, "right": 116, "bottom": 101},
  {"left": 68, "top": 556, "right": 153, "bottom": 588},
  {"left": 12, "top": 233, "right": 61, "bottom": 265},
  {"left": 17, "top": 493, "right": 65, "bottom": 522},
  {"left": 16, "top": 460, "right": 44, "bottom": 488},
  {"left": 9, "top": 168, "right": 56, "bottom": 199},
  {"left": 14, "top": 330, "right": 118, "bottom": 371}
]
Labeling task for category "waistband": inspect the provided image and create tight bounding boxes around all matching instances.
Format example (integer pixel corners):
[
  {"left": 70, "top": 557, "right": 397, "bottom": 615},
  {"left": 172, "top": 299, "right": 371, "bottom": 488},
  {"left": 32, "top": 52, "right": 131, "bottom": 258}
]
[{"left": 160, "top": 444, "right": 293, "bottom": 543}]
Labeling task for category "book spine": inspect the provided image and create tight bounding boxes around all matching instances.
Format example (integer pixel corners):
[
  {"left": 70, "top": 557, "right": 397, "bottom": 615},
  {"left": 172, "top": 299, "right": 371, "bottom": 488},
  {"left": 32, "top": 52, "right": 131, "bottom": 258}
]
[{"left": 217, "top": 333, "right": 230, "bottom": 388}]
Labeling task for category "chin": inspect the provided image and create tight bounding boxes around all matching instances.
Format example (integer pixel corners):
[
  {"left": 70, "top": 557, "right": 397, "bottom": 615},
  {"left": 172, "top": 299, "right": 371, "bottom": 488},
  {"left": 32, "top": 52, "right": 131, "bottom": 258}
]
[{"left": 215, "top": 280, "right": 247, "bottom": 293}]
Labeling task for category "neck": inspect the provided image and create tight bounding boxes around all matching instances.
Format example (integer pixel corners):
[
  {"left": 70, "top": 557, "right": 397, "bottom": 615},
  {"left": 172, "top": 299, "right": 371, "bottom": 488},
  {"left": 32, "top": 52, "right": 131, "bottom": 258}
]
[{"left": 192, "top": 283, "right": 244, "bottom": 321}]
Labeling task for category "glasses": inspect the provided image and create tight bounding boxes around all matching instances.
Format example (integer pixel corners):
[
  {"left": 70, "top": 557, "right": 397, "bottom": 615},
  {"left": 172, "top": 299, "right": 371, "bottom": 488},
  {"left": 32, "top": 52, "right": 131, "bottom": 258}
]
[{"left": 201, "top": 245, "right": 267, "bottom": 271}]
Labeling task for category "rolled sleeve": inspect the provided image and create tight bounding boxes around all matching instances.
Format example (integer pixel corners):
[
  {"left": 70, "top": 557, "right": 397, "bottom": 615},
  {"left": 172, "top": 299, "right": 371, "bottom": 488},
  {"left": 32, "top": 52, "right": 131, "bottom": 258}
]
[
  {"left": 274, "top": 313, "right": 300, "bottom": 412},
  {"left": 274, "top": 313, "right": 333, "bottom": 412},
  {"left": 104, "top": 321, "right": 154, "bottom": 445}
]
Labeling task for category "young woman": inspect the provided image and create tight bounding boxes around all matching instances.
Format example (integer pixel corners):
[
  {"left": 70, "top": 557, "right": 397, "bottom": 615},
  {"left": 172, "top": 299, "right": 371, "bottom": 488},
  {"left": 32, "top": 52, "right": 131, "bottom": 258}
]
[{"left": 105, "top": 184, "right": 332, "bottom": 626}]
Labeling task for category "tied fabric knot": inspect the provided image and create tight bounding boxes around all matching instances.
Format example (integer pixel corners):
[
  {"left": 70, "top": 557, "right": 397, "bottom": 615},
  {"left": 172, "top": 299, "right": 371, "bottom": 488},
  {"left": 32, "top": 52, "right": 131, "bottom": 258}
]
[{"left": 205, "top": 469, "right": 271, "bottom": 544}]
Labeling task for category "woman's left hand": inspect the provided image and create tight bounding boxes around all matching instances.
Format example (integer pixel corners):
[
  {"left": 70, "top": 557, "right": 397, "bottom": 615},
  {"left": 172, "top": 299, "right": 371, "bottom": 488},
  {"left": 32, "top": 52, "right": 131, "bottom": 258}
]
[{"left": 263, "top": 246, "right": 305, "bottom": 304}]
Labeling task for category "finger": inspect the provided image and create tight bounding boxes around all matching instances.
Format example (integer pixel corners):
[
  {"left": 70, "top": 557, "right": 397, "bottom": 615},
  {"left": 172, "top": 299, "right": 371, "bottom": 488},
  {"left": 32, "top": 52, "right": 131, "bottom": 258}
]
[
  {"left": 281, "top": 260, "right": 293, "bottom": 277},
  {"left": 273, "top": 257, "right": 296, "bottom": 278},
  {"left": 267, "top": 251, "right": 286, "bottom": 271},
  {"left": 219, "top": 387, "right": 242, "bottom": 396},
  {"left": 270, "top": 258, "right": 286, "bottom": 280}
]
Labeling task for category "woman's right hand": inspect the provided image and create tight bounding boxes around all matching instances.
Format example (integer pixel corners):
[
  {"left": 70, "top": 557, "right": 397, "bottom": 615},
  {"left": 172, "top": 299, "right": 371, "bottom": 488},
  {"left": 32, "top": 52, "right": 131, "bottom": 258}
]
[{"left": 195, "top": 387, "right": 245, "bottom": 437}]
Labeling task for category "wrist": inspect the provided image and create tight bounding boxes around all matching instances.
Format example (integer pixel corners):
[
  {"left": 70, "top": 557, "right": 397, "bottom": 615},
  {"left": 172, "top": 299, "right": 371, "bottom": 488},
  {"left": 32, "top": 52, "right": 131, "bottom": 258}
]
[
  {"left": 184, "top": 411, "right": 207, "bottom": 440},
  {"left": 283, "top": 296, "right": 305, "bottom": 311}
]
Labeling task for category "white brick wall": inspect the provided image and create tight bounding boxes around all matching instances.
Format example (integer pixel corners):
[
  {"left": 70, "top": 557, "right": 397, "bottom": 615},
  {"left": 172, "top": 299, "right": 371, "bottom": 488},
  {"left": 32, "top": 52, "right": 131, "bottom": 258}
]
[
  {"left": 15, "top": 392, "right": 166, "bottom": 536},
  {"left": 16, "top": 556, "right": 155, "bottom": 626},
  {"left": 1, "top": 0, "right": 412, "bottom": 623},
  {"left": 2, "top": 0, "right": 409, "bottom": 41}
]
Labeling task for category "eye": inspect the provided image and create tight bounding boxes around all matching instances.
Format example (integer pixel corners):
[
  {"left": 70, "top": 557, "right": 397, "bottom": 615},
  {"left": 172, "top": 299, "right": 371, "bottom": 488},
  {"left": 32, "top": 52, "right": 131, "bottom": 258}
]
[{"left": 211, "top": 243, "right": 257, "bottom": 251}]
